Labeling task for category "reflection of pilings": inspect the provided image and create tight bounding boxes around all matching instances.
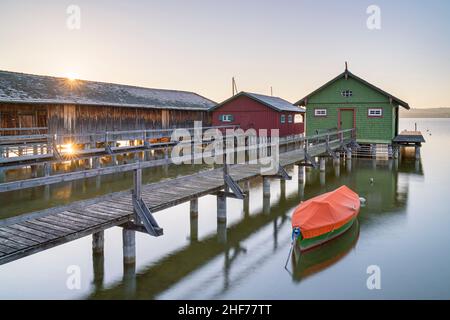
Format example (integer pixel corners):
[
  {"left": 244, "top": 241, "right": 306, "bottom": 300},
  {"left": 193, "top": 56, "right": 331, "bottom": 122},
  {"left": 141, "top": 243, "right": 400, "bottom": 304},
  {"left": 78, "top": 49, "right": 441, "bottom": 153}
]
[
  {"left": 217, "top": 195, "right": 227, "bottom": 222},
  {"left": 43, "top": 162, "right": 51, "bottom": 177},
  {"left": 92, "top": 233, "right": 104, "bottom": 290},
  {"left": 280, "top": 179, "right": 286, "bottom": 201},
  {"left": 242, "top": 181, "right": 250, "bottom": 217},
  {"left": 217, "top": 220, "right": 227, "bottom": 244},
  {"left": 298, "top": 179, "right": 304, "bottom": 200},
  {"left": 0, "top": 167, "right": 5, "bottom": 183},
  {"left": 262, "top": 177, "right": 270, "bottom": 198},
  {"left": 263, "top": 195, "right": 270, "bottom": 215},
  {"left": 320, "top": 171, "right": 326, "bottom": 186},
  {"left": 319, "top": 157, "right": 326, "bottom": 172},
  {"left": 122, "top": 260, "right": 136, "bottom": 299},
  {"left": 393, "top": 147, "right": 399, "bottom": 159},
  {"left": 31, "top": 165, "right": 38, "bottom": 178},
  {"left": 297, "top": 165, "right": 304, "bottom": 183},
  {"left": 415, "top": 159, "right": 420, "bottom": 173},
  {"left": 334, "top": 162, "right": 340, "bottom": 177},
  {"left": 346, "top": 149, "right": 352, "bottom": 159},
  {"left": 190, "top": 199, "right": 199, "bottom": 242},
  {"left": 92, "top": 157, "right": 101, "bottom": 189},
  {"left": 346, "top": 158, "right": 352, "bottom": 173},
  {"left": 44, "top": 185, "right": 50, "bottom": 201},
  {"left": 190, "top": 215, "right": 198, "bottom": 243},
  {"left": 394, "top": 158, "right": 399, "bottom": 171},
  {"left": 273, "top": 218, "right": 278, "bottom": 251},
  {"left": 122, "top": 229, "right": 136, "bottom": 265}
]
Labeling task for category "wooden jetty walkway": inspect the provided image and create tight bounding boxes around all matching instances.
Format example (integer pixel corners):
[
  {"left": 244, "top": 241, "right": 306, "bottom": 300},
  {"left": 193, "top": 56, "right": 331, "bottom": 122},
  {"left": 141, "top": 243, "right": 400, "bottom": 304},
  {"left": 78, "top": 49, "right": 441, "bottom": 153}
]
[{"left": 0, "top": 129, "right": 356, "bottom": 265}]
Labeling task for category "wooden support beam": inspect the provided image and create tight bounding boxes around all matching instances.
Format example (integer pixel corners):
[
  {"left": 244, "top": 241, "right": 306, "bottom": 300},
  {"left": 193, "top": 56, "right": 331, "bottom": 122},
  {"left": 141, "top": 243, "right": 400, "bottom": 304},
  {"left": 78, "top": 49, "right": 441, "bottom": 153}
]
[
  {"left": 122, "top": 228, "right": 136, "bottom": 265},
  {"left": 92, "top": 231, "right": 104, "bottom": 254},
  {"left": 190, "top": 199, "right": 198, "bottom": 218},
  {"left": 217, "top": 194, "right": 227, "bottom": 222}
]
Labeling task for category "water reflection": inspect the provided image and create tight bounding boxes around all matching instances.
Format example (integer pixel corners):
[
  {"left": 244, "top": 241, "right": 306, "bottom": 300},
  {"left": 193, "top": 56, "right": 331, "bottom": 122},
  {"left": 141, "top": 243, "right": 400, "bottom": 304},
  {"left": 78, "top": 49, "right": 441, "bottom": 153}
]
[
  {"left": 291, "top": 220, "right": 360, "bottom": 283},
  {"left": 80, "top": 155, "right": 417, "bottom": 300}
]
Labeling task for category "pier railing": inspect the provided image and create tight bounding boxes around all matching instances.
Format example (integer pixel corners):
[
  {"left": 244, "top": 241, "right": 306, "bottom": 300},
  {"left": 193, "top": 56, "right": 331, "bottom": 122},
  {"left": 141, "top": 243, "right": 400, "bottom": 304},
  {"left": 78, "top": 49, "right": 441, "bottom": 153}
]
[
  {"left": 0, "top": 128, "right": 355, "bottom": 193},
  {"left": 0, "top": 125, "right": 239, "bottom": 163}
]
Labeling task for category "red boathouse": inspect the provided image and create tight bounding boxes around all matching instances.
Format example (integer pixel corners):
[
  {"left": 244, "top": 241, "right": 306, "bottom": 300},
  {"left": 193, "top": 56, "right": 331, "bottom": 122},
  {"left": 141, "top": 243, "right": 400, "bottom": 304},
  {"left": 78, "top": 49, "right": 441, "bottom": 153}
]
[{"left": 210, "top": 92, "right": 305, "bottom": 137}]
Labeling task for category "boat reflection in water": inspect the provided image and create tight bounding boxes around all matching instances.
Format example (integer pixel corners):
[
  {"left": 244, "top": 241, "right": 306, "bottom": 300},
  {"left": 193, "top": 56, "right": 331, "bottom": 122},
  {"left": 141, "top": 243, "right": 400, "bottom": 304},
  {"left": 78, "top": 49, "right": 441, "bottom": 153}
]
[{"left": 291, "top": 219, "right": 360, "bottom": 282}]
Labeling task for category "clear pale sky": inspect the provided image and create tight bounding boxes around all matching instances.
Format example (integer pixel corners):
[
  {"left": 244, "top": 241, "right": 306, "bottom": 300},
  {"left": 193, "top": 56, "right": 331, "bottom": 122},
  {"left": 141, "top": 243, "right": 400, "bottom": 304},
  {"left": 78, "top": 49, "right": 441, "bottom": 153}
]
[{"left": 1, "top": 0, "right": 449, "bottom": 108}]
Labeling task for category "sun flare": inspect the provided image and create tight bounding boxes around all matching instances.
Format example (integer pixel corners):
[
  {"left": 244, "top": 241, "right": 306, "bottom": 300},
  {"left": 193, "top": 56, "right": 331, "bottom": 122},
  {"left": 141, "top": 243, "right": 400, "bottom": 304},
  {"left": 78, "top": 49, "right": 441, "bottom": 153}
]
[{"left": 65, "top": 72, "right": 79, "bottom": 81}]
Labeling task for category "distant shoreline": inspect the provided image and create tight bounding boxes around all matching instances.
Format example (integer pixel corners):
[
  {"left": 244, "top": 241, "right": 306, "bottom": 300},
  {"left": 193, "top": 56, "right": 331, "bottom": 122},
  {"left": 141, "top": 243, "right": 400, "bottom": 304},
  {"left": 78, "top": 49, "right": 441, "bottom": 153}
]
[{"left": 400, "top": 108, "right": 450, "bottom": 118}]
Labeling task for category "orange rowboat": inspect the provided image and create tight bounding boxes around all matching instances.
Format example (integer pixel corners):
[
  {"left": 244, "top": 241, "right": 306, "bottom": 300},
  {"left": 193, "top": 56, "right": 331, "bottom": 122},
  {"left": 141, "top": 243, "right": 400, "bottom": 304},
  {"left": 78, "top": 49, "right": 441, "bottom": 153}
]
[{"left": 291, "top": 185, "right": 360, "bottom": 251}]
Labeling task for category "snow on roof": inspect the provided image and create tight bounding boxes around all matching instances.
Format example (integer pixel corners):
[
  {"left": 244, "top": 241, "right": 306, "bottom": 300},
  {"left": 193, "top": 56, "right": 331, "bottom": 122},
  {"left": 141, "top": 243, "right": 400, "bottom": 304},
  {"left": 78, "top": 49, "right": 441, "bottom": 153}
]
[{"left": 0, "top": 70, "right": 216, "bottom": 111}]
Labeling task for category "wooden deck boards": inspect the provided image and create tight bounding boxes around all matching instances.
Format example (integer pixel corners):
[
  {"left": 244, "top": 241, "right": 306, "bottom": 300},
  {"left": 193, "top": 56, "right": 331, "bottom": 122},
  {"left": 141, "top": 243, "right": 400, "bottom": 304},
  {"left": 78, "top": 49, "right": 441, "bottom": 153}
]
[{"left": 0, "top": 139, "right": 345, "bottom": 265}]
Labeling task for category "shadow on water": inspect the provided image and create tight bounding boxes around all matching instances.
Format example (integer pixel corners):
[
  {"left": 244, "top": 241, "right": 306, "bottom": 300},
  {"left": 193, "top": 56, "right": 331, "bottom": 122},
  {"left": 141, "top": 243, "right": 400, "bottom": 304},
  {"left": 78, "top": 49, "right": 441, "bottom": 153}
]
[{"left": 83, "top": 154, "right": 419, "bottom": 299}]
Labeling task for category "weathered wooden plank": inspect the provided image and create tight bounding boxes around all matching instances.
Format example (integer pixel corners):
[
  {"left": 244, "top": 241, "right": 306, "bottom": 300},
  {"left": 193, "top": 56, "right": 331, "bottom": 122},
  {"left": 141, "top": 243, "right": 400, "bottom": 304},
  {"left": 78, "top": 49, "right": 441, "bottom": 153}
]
[
  {"left": 19, "top": 221, "right": 67, "bottom": 237},
  {"left": 6, "top": 224, "right": 58, "bottom": 241},
  {"left": 0, "top": 244, "right": 19, "bottom": 254},
  {"left": 31, "top": 218, "right": 77, "bottom": 233},
  {"left": 83, "top": 204, "right": 131, "bottom": 217},
  {"left": 55, "top": 212, "right": 103, "bottom": 226},
  {"left": 0, "top": 230, "right": 39, "bottom": 247},
  {"left": 1, "top": 226, "right": 49, "bottom": 243},
  {"left": 63, "top": 211, "right": 109, "bottom": 223},
  {"left": 100, "top": 200, "right": 134, "bottom": 211},
  {"left": 38, "top": 216, "right": 92, "bottom": 230}
]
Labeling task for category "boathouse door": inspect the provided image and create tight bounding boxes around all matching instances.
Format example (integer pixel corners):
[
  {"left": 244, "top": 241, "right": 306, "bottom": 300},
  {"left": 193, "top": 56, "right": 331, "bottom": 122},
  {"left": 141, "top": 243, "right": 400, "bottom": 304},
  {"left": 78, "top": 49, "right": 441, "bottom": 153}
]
[{"left": 338, "top": 109, "right": 355, "bottom": 137}]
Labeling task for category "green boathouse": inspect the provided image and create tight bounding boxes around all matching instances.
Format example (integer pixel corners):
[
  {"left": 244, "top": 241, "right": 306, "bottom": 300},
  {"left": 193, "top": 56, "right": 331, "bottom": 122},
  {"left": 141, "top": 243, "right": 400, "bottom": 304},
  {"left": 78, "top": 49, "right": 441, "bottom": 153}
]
[{"left": 295, "top": 66, "right": 411, "bottom": 156}]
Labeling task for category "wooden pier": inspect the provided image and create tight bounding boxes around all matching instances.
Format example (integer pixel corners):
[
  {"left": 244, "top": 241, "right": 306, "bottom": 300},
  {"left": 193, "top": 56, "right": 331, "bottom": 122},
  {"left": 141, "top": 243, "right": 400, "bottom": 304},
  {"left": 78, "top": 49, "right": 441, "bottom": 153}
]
[{"left": 0, "top": 129, "right": 355, "bottom": 265}]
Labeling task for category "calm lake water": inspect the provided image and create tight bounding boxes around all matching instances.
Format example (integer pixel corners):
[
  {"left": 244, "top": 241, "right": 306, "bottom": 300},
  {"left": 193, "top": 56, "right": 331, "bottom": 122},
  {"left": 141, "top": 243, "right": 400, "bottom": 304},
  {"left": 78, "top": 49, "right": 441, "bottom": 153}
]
[{"left": 0, "top": 118, "right": 449, "bottom": 299}]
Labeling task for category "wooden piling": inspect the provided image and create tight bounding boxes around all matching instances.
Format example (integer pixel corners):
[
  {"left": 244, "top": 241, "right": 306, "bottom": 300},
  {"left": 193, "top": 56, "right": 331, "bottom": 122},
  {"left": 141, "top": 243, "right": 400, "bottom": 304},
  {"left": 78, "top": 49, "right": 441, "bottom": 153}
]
[
  {"left": 190, "top": 199, "right": 198, "bottom": 218},
  {"left": 415, "top": 145, "right": 421, "bottom": 160},
  {"left": 92, "top": 231, "right": 104, "bottom": 254},
  {"left": 122, "top": 229, "right": 136, "bottom": 265},
  {"left": 217, "top": 220, "right": 227, "bottom": 244},
  {"left": 217, "top": 194, "right": 227, "bottom": 222},
  {"left": 190, "top": 215, "right": 198, "bottom": 242}
]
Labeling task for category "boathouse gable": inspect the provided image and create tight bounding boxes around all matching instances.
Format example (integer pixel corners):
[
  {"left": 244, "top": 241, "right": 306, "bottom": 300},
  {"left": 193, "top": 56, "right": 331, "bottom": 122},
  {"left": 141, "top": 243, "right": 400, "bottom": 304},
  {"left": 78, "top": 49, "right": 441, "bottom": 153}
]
[
  {"left": 211, "top": 92, "right": 305, "bottom": 137},
  {"left": 295, "top": 69, "right": 409, "bottom": 145}
]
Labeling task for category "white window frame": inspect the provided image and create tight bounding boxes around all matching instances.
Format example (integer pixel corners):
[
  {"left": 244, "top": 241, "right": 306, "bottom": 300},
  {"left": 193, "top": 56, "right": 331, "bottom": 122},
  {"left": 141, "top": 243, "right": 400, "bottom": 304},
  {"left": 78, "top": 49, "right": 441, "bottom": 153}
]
[
  {"left": 314, "top": 109, "right": 327, "bottom": 117},
  {"left": 341, "top": 90, "right": 353, "bottom": 97},
  {"left": 368, "top": 108, "right": 383, "bottom": 117},
  {"left": 288, "top": 114, "right": 293, "bottom": 123},
  {"left": 221, "top": 114, "right": 233, "bottom": 122},
  {"left": 294, "top": 114, "right": 303, "bottom": 123},
  {"left": 280, "top": 114, "right": 286, "bottom": 123}
]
